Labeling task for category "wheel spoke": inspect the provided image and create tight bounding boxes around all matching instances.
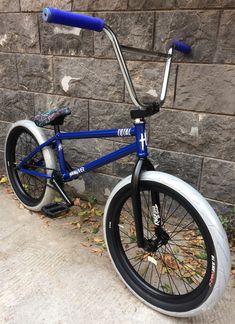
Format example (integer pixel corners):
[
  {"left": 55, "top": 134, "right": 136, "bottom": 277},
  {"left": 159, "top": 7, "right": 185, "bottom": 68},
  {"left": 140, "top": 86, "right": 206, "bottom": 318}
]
[
  {"left": 8, "top": 129, "right": 47, "bottom": 202},
  {"left": 114, "top": 184, "right": 211, "bottom": 300}
]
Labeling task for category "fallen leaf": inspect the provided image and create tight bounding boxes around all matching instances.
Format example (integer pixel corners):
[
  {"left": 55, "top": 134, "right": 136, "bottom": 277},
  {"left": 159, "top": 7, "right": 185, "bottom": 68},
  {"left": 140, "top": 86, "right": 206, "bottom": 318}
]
[
  {"left": 78, "top": 211, "right": 88, "bottom": 217},
  {"left": 87, "top": 202, "right": 92, "bottom": 209},
  {"left": 92, "top": 227, "right": 100, "bottom": 234},
  {"left": 0, "top": 176, "right": 8, "bottom": 184},
  {"left": 43, "top": 219, "right": 50, "bottom": 226},
  {"left": 74, "top": 198, "right": 81, "bottom": 206},
  {"left": 4, "top": 187, "right": 13, "bottom": 194},
  {"left": 54, "top": 197, "right": 63, "bottom": 203},
  {"left": 70, "top": 221, "right": 79, "bottom": 226},
  {"left": 81, "top": 242, "right": 91, "bottom": 248},
  {"left": 94, "top": 209, "right": 103, "bottom": 217},
  {"left": 91, "top": 248, "right": 103, "bottom": 256},
  {"left": 93, "top": 237, "right": 104, "bottom": 244}
]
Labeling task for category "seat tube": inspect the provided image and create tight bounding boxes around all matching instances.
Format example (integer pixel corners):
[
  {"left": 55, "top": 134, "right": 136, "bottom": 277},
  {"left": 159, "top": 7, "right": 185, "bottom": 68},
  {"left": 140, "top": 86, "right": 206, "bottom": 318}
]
[
  {"left": 55, "top": 133, "right": 66, "bottom": 175},
  {"left": 134, "top": 119, "right": 148, "bottom": 158}
]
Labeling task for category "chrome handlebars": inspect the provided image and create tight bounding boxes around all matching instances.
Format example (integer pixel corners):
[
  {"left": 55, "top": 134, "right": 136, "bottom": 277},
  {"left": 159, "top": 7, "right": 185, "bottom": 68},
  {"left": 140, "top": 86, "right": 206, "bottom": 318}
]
[{"left": 103, "top": 25, "right": 173, "bottom": 111}]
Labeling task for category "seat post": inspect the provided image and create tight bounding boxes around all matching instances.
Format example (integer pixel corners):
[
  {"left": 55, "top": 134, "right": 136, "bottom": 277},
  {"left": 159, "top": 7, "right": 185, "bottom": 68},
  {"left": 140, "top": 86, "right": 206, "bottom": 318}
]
[{"left": 54, "top": 124, "right": 60, "bottom": 133}]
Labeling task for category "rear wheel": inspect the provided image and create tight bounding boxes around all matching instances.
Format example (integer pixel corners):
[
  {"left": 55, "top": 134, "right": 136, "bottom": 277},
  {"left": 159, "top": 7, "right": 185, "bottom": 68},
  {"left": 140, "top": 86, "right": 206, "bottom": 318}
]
[
  {"left": 104, "top": 174, "right": 230, "bottom": 316},
  {"left": 5, "top": 122, "right": 55, "bottom": 211}
]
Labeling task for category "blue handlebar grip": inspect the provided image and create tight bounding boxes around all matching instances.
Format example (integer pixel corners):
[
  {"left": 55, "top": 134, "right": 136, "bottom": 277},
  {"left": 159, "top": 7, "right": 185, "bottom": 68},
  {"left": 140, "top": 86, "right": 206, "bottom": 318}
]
[
  {"left": 42, "top": 7, "right": 105, "bottom": 32},
  {"left": 172, "top": 40, "right": 191, "bottom": 54}
]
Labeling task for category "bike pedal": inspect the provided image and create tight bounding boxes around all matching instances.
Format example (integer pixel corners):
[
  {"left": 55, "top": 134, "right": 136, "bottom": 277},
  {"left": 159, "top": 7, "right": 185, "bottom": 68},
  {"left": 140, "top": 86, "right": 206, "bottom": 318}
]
[{"left": 41, "top": 202, "right": 71, "bottom": 218}]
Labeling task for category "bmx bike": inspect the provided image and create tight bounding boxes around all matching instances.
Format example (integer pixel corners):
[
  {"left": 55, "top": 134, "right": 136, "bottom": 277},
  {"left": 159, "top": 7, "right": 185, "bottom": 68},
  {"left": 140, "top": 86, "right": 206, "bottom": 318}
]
[{"left": 4, "top": 7, "right": 231, "bottom": 317}]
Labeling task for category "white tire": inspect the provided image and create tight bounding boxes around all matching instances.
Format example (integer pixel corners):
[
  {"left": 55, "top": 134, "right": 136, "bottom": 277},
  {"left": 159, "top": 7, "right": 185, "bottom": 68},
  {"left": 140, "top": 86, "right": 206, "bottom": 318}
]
[
  {"left": 103, "top": 171, "right": 231, "bottom": 317},
  {"left": 5, "top": 120, "right": 56, "bottom": 211}
]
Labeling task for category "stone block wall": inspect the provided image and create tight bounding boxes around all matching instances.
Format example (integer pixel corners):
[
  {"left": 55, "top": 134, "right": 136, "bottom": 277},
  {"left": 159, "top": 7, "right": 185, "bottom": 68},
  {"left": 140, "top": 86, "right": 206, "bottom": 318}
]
[{"left": 0, "top": 1, "right": 234, "bottom": 227}]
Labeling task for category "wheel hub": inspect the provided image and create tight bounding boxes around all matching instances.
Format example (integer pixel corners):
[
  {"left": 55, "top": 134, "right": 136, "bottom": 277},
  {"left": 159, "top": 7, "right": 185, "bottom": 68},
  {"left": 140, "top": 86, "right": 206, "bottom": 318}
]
[{"left": 144, "top": 228, "right": 170, "bottom": 252}]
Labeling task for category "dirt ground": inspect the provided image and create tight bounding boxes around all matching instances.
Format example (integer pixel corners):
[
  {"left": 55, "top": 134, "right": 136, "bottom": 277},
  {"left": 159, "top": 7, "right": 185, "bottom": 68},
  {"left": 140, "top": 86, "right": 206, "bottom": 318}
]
[{"left": 0, "top": 187, "right": 234, "bottom": 324}]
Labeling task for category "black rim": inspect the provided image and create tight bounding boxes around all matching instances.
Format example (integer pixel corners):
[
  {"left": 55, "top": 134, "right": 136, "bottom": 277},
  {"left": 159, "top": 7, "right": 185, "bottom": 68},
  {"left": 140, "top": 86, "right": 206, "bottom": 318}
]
[
  {"left": 107, "top": 182, "right": 216, "bottom": 312},
  {"left": 6, "top": 127, "right": 47, "bottom": 206}
]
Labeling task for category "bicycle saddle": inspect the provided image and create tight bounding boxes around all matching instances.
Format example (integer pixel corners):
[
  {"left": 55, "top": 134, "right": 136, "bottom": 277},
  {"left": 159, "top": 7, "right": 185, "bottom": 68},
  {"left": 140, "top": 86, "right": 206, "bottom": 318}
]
[{"left": 34, "top": 107, "right": 71, "bottom": 127}]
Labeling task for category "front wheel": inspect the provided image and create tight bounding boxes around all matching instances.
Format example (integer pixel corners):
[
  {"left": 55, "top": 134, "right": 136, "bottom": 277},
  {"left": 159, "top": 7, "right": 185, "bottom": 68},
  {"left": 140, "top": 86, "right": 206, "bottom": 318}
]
[{"left": 104, "top": 171, "right": 230, "bottom": 317}]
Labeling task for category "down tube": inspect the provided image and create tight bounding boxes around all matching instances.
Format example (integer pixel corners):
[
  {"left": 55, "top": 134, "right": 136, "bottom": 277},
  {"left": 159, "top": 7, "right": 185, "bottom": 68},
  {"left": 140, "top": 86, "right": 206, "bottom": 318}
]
[{"left": 66, "top": 142, "right": 137, "bottom": 181}]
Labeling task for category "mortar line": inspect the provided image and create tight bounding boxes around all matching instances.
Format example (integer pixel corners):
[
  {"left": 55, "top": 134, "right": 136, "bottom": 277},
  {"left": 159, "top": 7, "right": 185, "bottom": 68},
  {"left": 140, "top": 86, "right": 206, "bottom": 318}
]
[
  {"left": 51, "top": 55, "right": 56, "bottom": 99},
  {"left": 1, "top": 50, "right": 235, "bottom": 67},
  {"left": 14, "top": 53, "right": 20, "bottom": 91},
  {"left": 148, "top": 140, "right": 235, "bottom": 169},
  {"left": 1, "top": 8, "right": 235, "bottom": 14},
  {"left": 7, "top": 53, "right": 235, "bottom": 68},
  {"left": 173, "top": 63, "right": 179, "bottom": 107},
  {"left": 0, "top": 86, "right": 234, "bottom": 118},
  {"left": 198, "top": 157, "right": 204, "bottom": 191},
  {"left": 206, "top": 197, "right": 235, "bottom": 206},
  {"left": 37, "top": 13, "right": 42, "bottom": 54},
  {"left": 151, "top": 11, "right": 156, "bottom": 51},
  {"left": 213, "top": 9, "right": 222, "bottom": 63},
  {"left": 87, "top": 100, "right": 90, "bottom": 131}
]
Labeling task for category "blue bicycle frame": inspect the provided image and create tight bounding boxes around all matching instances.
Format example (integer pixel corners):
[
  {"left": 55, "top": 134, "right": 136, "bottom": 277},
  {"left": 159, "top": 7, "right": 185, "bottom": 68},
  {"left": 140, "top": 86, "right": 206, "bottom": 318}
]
[
  {"left": 17, "top": 26, "right": 175, "bottom": 188},
  {"left": 18, "top": 121, "right": 148, "bottom": 182},
  {"left": 16, "top": 22, "right": 180, "bottom": 248}
]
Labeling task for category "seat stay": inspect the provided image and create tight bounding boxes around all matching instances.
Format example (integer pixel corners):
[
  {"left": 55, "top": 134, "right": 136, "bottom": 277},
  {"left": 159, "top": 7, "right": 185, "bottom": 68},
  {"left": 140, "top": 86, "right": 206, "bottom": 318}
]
[
  {"left": 17, "top": 136, "right": 56, "bottom": 169},
  {"left": 19, "top": 168, "right": 51, "bottom": 179}
]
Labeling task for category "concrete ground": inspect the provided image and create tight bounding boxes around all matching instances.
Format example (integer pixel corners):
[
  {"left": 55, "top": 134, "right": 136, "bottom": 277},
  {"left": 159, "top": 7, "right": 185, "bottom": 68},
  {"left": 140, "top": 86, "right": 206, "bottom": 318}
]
[{"left": 0, "top": 188, "right": 234, "bottom": 324}]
